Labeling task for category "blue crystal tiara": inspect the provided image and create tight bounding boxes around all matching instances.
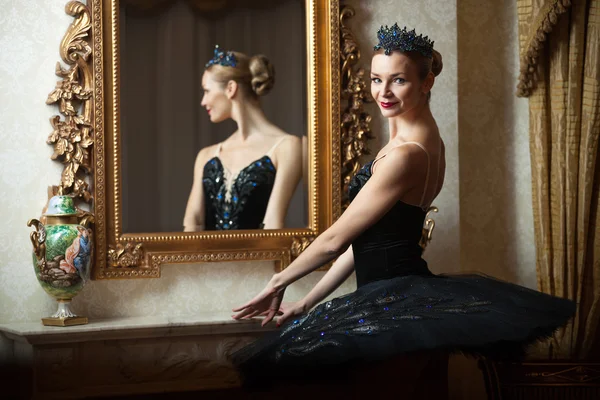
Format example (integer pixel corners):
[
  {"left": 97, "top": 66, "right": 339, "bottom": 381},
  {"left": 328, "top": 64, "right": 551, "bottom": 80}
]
[
  {"left": 374, "top": 24, "right": 434, "bottom": 58},
  {"left": 205, "top": 45, "right": 237, "bottom": 68}
]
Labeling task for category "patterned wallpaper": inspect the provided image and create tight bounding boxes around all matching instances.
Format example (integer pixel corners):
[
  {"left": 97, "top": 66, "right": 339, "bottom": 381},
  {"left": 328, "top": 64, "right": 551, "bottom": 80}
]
[
  {"left": 0, "top": 0, "right": 76, "bottom": 322},
  {"left": 0, "top": 0, "right": 533, "bottom": 338},
  {"left": 456, "top": 0, "right": 535, "bottom": 289}
]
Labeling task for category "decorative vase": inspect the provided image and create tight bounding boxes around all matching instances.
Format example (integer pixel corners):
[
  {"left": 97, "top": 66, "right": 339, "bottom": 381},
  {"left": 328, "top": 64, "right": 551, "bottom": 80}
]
[{"left": 27, "top": 195, "right": 93, "bottom": 326}]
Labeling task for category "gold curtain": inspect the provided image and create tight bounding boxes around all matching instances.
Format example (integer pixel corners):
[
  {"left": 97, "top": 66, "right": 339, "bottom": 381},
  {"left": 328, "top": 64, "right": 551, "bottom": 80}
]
[{"left": 517, "top": 0, "right": 600, "bottom": 359}]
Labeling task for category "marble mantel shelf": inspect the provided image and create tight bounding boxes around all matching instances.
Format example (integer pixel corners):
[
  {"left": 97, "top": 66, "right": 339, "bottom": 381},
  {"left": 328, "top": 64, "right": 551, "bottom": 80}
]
[
  {"left": 0, "top": 313, "right": 273, "bottom": 345},
  {"left": 0, "top": 314, "right": 274, "bottom": 399}
]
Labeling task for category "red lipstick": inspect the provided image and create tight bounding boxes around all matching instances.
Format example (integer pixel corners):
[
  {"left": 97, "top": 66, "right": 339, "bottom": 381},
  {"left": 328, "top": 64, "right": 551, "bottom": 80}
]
[{"left": 380, "top": 102, "right": 398, "bottom": 109}]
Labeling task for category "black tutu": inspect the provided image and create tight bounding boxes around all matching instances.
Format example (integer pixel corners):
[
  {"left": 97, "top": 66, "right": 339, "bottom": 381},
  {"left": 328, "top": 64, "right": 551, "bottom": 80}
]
[
  {"left": 230, "top": 160, "right": 576, "bottom": 384},
  {"left": 231, "top": 272, "right": 575, "bottom": 383}
]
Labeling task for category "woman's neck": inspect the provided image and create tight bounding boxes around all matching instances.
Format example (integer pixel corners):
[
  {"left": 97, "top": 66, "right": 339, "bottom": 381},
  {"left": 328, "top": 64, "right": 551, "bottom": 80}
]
[
  {"left": 387, "top": 101, "right": 432, "bottom": 142},
  {"left": 230, "top": 99, "right": 270, "bottom": 141}
]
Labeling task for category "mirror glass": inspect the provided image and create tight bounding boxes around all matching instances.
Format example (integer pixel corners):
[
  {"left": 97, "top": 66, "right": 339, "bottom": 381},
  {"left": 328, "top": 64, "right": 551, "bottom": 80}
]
[{"left": 119, "top": 0, "right": 308, "bottom": 233}]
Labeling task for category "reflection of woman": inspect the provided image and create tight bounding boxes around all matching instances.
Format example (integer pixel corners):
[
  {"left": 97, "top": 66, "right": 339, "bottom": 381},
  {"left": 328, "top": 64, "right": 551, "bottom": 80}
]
[
  {"left": 230, "top": 24, "right": 576, "bottom": 392},
  {"left": 183, "top": 46, "right": 302, "bottom": 231}
]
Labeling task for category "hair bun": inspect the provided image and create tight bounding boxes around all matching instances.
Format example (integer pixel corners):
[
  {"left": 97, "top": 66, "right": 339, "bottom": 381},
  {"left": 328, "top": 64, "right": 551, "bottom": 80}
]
[
  {"left": 249, "top": 55, "right": 275, "bottom": 96},
  {"left": 431, "top": 50, "right": 443, "bottom": 77}
]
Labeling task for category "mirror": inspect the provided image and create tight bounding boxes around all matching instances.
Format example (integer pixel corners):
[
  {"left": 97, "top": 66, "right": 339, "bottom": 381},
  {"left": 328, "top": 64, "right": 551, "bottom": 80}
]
[
  {"left": 118, "top": 0, "right": 309, "bottom": 232},
  {"left": 41, "top": 0, "right": 371, "bottom": 278}
]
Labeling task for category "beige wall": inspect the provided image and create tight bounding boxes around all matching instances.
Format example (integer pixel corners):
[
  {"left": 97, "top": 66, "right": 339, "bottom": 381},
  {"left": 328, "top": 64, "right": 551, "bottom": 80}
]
[
  {"left": 457, "top": 0, "right": 535, "bottom": 287},
  {"left": 1, "top": 2, "right": 534, "bottom": 395}
]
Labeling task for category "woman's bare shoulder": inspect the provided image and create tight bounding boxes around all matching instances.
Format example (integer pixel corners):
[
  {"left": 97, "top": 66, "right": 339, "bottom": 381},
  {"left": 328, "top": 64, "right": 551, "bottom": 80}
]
[
  {"left": 265, "top": 125, "right": 299, "bottom": 141},
  {"left": 264, "top": 128, "right": 301, "bottom": 150},
  {"left": 280, "top": 133, "right": 302, "bottom": 146},
  {"left": 384, "top": 143, "right": 430, "bottom": 169},
  {"left": 194, "top": 144, "right": 218, "bottom": 167},
  {"left": 374, "top": 141, "right": 431, "bottom": 181}
]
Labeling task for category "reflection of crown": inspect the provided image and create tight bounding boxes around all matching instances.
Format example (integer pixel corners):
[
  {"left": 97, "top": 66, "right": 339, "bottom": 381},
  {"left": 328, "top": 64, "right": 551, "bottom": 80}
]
[
  {"left": 205, "top": 45, "right": 237, "bottom": 68},
  {"left": 374, "top": 24, "right": 434, "bottom": 58}
]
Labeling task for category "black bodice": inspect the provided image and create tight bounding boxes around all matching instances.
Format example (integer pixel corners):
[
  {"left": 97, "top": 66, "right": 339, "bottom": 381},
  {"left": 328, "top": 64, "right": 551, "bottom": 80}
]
[
  {"left": 349, "top": 161, "right": 431, "bottom": 287},
  {"left": 202, "top": 156, "right": 276, "bottom": 230}
]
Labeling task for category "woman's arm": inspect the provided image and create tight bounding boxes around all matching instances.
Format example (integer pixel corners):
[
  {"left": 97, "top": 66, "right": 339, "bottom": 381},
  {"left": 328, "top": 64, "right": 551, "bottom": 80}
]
[
  {"left": 233, "top": 146, "right": 427, "bottom": 322},
  {"left": 300, "top": 245, "right": 355, "bottom": 310},
  {"left": 262, "top": 135, "right": 303, "bottom": 229},
  {"left": 269, "top": 146, "right": 425, "bottom": 290},
  {"left": 183, "top": 148, "right": 209, "bottom": 231},
  {"left": 275, "top": 245, "right": 355, "bottom": 325}
]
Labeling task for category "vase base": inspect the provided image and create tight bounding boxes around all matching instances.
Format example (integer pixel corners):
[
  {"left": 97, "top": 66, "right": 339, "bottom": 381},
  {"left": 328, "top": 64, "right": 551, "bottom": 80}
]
[{"left": 42, "top": 316, "right": 88, "bottom": 326}]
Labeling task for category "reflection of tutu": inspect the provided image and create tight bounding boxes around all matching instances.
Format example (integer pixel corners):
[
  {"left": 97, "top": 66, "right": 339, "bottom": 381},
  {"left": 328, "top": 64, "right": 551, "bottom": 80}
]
[{"left": 231, "top": 271, "right": 575, "bottom": 383}]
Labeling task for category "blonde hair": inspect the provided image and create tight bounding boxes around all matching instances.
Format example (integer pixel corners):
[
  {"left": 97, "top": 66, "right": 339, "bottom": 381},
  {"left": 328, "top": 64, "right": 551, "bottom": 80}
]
[
  {"left": 422, "top": 50, "right": 442, "bottom": 101},
  {"left": 406, "top": 49, "right": 444, "bottom": 80},
  {"left": 431, "top": 50, "right": 443, "bottom": 77},
  {"left": 206, "top": 52, "right": 275, "bottom": 98}
]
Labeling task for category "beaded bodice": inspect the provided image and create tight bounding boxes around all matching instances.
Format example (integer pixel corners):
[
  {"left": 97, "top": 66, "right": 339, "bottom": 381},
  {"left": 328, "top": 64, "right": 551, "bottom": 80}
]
[{"left": 202, "top": 156, "right": 276, "bottom": 230}]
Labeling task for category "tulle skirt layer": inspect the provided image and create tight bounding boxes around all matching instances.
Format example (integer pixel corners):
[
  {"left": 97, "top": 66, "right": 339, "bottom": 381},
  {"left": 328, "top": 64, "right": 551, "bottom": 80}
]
[{"left": 231, "top": 273, "right": 576, "bottom": 383}]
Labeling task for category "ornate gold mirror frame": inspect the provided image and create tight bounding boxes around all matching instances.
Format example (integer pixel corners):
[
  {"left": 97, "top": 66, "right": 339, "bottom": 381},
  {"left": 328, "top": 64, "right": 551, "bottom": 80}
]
[{"left": 45, "top": 0, "right": 372, "bottom": 280}]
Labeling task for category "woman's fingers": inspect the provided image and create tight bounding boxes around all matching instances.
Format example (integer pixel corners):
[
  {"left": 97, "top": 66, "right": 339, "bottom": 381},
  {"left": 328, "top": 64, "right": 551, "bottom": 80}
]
[
  {"left": 277, "top": 311, "right": 291, "bottom": 327},
  {"left": 277, "top": 305, "right": 305, "bottom": 327},
  {"left": 232, "top": 284, "right": 283, "bottom": 325},
  {"left": 258, "top": 309, "right": 283, "bottom": 316},
  {"left": 232, "top": 306, "right": 257, "bottom": 320},
  {"left": 233, "top": 288, "right": 273, "bottom": 312},
  {"left": 261, "top": 309, "right": 278, "bottom": 326},
  {"left": 277, "top": 307, "right": 300, "bottom": 327},
  {"left": 242, "top": 309, "right": 261, "bottom": 319},
  {"left": 232, "top": 301, "right": 254, "bottom": 313}
]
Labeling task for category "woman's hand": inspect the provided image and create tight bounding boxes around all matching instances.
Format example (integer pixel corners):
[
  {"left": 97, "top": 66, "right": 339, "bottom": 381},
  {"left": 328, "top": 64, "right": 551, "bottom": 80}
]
[
  {"left": 255, "top": 301, "right": 292, "bottom": 317},
  {"left": 276, "top": 301, "right": 309, "bottom": 327},
  {"left": 232, "top": 279, "right": 286, "bottom": 326},
  {"left": 255, "top": 301, "right": 310, "bottom": 327}
]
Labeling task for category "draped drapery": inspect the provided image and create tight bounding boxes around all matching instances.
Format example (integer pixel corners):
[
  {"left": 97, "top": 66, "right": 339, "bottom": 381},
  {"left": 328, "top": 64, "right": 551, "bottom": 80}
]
[
  {"left": 120, "top": 0, "right": 307, "bottom": 232},
  {"left": 517, "top": 0, "right": 600, "bottom": 359}
]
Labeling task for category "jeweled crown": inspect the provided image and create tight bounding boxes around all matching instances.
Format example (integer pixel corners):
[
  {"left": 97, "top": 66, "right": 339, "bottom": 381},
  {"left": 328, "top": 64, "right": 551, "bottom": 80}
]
[
  {"left": 374, "top": 23, "right": 434, "bottom": 58},
  {"left": 205, "top": 45, "right": 237, "bottom": 68}
]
